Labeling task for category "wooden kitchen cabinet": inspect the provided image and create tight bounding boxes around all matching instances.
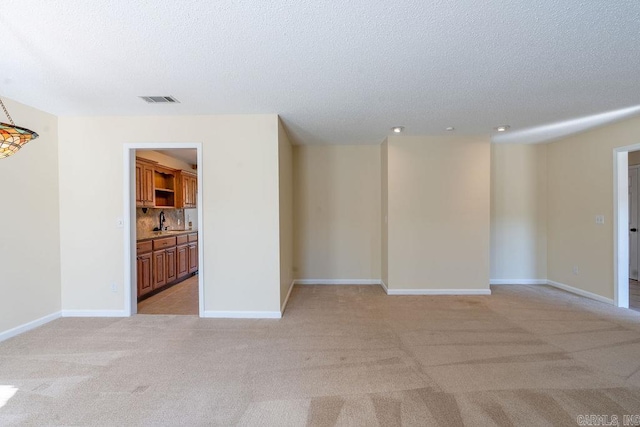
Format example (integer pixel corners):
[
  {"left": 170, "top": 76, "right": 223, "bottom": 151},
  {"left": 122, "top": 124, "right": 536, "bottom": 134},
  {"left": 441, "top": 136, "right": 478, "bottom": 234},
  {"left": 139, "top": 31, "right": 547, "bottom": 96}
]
[
  {"left": 188, "top": 233, "right": 198, "bottom": 274},
  {"left": 152, "top": 249, "right": 167, "bottom": 289},
  {"left": 165, "top": 247, "right": 177, "bottom": 283},
  {"left": 137, "top": 232, "right": 196, "bottom": 301},
  {"left": 154, "top": 166, "right": 177, "bottom": 208},
  {"left": 176, "top": 234, "right": 189, "bottom": 280},
  {"left": 177, "top": 244, "right": 189, "bottom": 279},
  {"left": 177, "top": 171, "right": 197, "bottom": 208},
  {"left": 135, "top": 158, "right": 156, "bottom": 207},
  {"left": 136, "top": 240, "right": 153, "bottom": 297},
  {"left": 137, "top": 252, "right": 153, "bottom": 297}
]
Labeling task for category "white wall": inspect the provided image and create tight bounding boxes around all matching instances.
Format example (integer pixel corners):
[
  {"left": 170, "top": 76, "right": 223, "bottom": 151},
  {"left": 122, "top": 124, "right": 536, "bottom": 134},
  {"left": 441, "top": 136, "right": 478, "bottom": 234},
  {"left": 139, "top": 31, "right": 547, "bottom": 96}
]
[
  {"left": 278, "top": 120, "right": 294, "bottom": 307},
  {"left": 293, "top": 145, "right": 381, "bottom": 281},
  {"left": 385, "top": 135, "right": 491, "bottom": 291},
  {"left": 490, "top": 143, "right": 547, "bottom": 282},
  {"left": 0, "top": 98, "right": 61, "bottom": 337},
  {"left": 547, "top": 115, "right": 640, "bottom": 300},
  {"left": 58, "top": 115, "right": 282, "bottom": 314}
]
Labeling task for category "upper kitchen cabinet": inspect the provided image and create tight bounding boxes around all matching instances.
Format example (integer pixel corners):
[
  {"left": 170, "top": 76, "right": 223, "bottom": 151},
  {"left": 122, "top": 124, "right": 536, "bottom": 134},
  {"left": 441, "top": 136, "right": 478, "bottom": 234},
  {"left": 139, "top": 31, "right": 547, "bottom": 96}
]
[
  {"left": 153, "top": 166, "right": 177, "bottom": 208},
  {"left": 135, "top": 158, "right": 156, "bottom": 207},
  {"left": 177, "top": 171, "right": 197, "bottom": 208}
]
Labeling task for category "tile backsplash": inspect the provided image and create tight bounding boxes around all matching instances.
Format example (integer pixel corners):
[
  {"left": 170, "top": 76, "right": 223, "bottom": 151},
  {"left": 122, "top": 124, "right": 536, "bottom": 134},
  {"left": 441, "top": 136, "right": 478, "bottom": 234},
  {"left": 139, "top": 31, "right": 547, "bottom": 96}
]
[{"left": 136, "top": 208, "right": 188, "bottom": 235}]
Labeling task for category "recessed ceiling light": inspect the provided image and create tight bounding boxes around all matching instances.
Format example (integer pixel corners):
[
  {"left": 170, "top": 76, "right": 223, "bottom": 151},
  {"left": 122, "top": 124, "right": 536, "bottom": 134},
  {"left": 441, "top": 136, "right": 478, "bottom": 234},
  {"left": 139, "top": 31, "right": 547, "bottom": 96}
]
[
  {"left": 392, "top": 126, "right": 404, "bottom": 133},
  {"left": 495, "top": 125, "right": 510, "bottom": 132},
  {"left": 445, "top": 127, "right": 455, "bottom": 131}
]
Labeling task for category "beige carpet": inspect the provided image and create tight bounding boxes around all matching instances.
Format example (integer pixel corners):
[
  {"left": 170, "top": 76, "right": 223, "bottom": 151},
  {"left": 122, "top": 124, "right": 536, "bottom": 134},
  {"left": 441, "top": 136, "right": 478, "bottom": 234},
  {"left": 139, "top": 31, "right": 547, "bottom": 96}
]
[{"left": 1, "top": 284, "right": 640, "bottom": 426}]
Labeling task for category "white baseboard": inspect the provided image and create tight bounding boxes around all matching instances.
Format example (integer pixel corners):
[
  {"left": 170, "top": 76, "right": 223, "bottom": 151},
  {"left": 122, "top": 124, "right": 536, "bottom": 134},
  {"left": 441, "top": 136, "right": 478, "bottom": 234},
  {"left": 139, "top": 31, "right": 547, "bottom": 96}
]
[
  {"left": 490, "top": 279, "right": 547, "bottom": 285},
  {"left": 380, "top": 280, "right": 389, "bottom": 294},
  {"left": 546, "top": 280, "right": 614, "bottom": 305},
  {"left": 294, "top": 279, "right": 382, "bottom": 285},
  {"left": 0, "top": 311, "right": 62, "bottom": 343},
  {"left": 281, "top": 280, "right": 295, "bottom": 314},
  {"left": 61, "top": 310, "right": 128, "bottom": 317},
  {"left": 202, "top": 311, "right": 282, "bottom": 319},
  {"left": 386, "top": 289, "right": 492, "bottom": 296}
]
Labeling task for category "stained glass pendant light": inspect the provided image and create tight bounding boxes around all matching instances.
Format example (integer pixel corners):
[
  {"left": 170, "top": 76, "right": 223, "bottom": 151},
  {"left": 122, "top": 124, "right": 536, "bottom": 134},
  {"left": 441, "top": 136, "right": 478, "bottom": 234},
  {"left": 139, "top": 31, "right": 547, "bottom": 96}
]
[{"left": 0, "top": 97, "right": 39, "bottom": 159}]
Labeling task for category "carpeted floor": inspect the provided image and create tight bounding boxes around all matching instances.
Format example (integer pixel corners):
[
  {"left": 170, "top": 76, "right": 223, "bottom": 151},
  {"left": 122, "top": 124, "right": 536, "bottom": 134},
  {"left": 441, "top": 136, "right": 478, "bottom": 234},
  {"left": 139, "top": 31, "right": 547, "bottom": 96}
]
[{"left": 1, "top": 284, "right": 640, "bottom": 426}]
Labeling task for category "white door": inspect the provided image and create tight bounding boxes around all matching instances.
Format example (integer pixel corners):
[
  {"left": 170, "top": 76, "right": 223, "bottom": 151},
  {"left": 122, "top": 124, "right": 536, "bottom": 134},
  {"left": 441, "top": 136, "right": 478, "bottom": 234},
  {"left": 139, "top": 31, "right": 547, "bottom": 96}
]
[{"left": 630, "top": 167, "right": 639, "bottom": 280}]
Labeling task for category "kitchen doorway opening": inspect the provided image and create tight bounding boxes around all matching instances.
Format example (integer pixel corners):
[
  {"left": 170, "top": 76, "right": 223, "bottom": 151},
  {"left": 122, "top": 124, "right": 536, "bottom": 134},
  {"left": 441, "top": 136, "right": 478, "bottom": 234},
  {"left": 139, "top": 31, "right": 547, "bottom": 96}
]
[
  {"left": 123, "top": 143, "right": 204, "bottom": 317},
  {"left": 614, "top": 144, "right": 640, "bottom": 310}
]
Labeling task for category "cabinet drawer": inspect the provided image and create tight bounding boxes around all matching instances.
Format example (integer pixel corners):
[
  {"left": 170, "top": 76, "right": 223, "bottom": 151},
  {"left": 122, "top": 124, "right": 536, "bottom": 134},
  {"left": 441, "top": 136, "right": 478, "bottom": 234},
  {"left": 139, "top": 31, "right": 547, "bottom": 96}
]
[
  {"left": 153, "top": 236, "right": 177, "bottom": 250},
  {"left": 176, "top": 234, "right": 188, "bottom": 245},
  {"left": 188, "top": 233, "right": 198, "bottom": 242},
  {"left": 136, "top": 241, "right": 153, "bottom": 254}
]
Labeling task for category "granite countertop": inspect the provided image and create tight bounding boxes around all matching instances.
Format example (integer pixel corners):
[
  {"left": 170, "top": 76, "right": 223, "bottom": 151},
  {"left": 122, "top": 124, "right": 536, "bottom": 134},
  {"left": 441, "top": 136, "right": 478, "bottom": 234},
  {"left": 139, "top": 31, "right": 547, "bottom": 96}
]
[{"left": 137, "top": 229, "right": 197, "bottom": 242}]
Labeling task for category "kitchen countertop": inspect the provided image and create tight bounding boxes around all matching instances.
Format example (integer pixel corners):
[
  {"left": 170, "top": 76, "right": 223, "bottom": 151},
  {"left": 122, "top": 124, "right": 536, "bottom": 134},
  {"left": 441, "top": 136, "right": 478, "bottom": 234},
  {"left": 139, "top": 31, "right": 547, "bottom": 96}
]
[{"left": 137, "top": 229, "right": 197, "bottom": 242}]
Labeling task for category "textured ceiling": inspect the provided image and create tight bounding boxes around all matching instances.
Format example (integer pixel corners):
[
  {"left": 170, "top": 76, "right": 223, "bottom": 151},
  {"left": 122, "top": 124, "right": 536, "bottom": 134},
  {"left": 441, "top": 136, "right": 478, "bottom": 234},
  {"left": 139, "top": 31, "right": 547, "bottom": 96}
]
[{"left": 2, "top": 0, "right": 640, "bottom": 144}]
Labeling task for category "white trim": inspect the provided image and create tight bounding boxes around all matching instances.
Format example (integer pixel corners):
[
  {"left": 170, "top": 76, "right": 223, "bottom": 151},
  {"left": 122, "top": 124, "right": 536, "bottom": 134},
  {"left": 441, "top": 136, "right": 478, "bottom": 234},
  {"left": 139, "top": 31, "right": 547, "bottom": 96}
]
[
  {"left": 123, "top": 142, "right": 204, "bottom": 318},
  {"left": 547, "top": 280, "right": 614, "bottom": 305},
  {"left": 614, "top": 146, "right": 637, "bottom": 308},
  {"left": 280, "top": 280, "right": 295, "bottom": 314},
  {"left": 0, "top": 311, "right": 61, "bottom": 343},
  {"left": 294, "top": 279, "right": 382, "bottom": 285},
  {"left": 386, "top": 289, "right": 492, "bottom": 296},
  {"left": 61, "top": 310, "right": 128, "bottom": 317},
  {"left": 202, "top": 311, "right": 282, "bottom": 319},
  {"left": 490, "top": 279, "right": 547, "bottom": 285},
  {"left": 379, "top": 280, "right": 389, "bottom": 294},
  {"left": 196, "top": 146, "right": 204, "bottom": 318}
]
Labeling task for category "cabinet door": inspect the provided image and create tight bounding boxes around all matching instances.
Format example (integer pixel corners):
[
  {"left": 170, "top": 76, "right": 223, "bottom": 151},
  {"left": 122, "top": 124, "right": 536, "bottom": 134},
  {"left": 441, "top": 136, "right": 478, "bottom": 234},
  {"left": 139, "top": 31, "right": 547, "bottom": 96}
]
[
  {"left": 143, "top": 165, "right": 155, "bottom": 206},
  {"left": 188, "top": 242, "right": 198, "bottom": 274},
  {"left": 137, "top": 253, "right": 153, "bottom": 296},
  {"left": 153, "top": 250, "right": 166, "bottom": 289},
  {"left": 166, "top": 247, "right": 177, "bottom": 283},
  {"left": 135, "top": 163, "right": 143, "bottom": 207},
  {"left": 187, "top": 176, "right": 193, "bottom": 207},
  {"left": 177, "top": 244, "right": 189, "bottom": 279},
  {"left": 190, "top": 176, "right": 197, "bottom": 207}
]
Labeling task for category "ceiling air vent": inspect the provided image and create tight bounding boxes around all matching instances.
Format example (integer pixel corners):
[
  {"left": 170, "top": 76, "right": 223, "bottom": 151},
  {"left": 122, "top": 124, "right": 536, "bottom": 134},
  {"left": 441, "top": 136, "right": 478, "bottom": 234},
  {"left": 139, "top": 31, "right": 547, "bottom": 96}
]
[{"left": 139, "top": 96, "right": 180, "bottom": 104}]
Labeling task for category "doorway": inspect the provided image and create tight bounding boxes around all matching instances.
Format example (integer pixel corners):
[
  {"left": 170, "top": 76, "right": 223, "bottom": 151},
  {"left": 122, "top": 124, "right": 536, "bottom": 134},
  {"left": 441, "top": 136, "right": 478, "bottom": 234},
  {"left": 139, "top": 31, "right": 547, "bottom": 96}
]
[
  {"left": 123, "top": 143, "right": 204, "bottom": 317},
  {"left": 629, "top": 156, "right": 640, "bottom": 311}
]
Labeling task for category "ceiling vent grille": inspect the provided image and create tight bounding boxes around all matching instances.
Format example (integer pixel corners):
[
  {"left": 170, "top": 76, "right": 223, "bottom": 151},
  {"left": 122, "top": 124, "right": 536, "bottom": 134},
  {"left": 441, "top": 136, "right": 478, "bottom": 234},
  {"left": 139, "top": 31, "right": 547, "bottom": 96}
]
[{"left": 140, "top": 96, "right": 180, "bottom": 104}]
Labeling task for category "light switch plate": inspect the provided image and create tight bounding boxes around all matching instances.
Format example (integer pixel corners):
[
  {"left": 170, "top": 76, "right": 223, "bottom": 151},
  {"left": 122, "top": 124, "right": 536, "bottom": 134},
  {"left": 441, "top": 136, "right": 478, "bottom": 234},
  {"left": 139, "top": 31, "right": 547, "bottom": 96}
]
[{"left": 116, "top": 217, "right": 124, "bottom": 228}]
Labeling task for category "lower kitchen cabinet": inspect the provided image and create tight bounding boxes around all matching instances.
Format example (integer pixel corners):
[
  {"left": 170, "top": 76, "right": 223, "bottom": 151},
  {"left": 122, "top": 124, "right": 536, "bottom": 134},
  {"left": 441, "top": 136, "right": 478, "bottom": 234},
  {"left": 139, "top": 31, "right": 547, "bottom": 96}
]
[
  {"left": 137, "top": 232, "right": 198, "bottom": 301},
  {"left": 177, "top": 244, "right": 189, "bottom": 279},
  {"left": 188, "top": 233, "right": 199, "bottom": 274},
  {"left": 166, "top": 247, "right": 177, "bottom": 283},
  {"left": 137, "top": 252, "right": 152, "bottom": 297},
  {"left": 152, "top": 250, "right": 167, "bottom": 289},
  {"left": 188, "top": 243, "right": 198, "bottom": 274}
]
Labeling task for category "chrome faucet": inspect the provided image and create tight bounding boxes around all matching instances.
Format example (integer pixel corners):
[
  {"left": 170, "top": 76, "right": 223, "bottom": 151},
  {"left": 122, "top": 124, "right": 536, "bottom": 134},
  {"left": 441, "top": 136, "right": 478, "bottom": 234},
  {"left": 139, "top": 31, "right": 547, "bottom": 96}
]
[{"left": 159, "top": 211, "right": 166, "bottom": 230}]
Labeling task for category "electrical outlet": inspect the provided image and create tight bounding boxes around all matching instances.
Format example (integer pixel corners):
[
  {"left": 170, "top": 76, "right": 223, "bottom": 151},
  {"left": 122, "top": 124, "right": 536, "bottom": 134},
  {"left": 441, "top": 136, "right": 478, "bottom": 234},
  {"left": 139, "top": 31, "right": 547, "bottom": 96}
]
[
  {"left": 111, "top": 282, "right": 118, "bottom": 293},
  {"left": 572, "top": 266, "right": 579, "bottom": 275},
  {"left": 595, "top": 215, "right": 605, "bottom": 225},
  {"left": 116, "top": 217, "right": 124, "bottom": 228}
]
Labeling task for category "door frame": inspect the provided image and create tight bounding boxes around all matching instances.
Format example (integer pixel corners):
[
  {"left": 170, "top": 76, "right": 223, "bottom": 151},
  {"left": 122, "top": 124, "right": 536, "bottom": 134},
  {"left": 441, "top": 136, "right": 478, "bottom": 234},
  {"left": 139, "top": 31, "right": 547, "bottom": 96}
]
[
  {"left": 629, "top": 165, "right": 640, "bottom": 281},
  {"left": 123, "top": 142, "right": 204, "bottom": 317},
  {"left": 613, "top": 145, "right": 640, "bottom": 309}
]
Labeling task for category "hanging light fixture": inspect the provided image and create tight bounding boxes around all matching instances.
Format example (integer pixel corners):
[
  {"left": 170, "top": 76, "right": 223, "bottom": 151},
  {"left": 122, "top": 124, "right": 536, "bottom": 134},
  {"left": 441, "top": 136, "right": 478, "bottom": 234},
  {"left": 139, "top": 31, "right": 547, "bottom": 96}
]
[{"left": 0, "top": 97, "right": 39, "bottom": 159}]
